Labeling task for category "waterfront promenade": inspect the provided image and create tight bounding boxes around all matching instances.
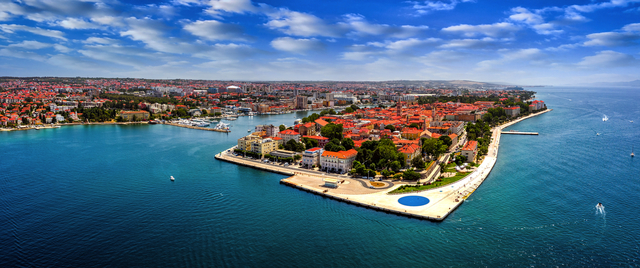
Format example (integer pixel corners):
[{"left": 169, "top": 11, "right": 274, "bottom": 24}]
[{"left": 216, "top": 109, "right": 552, "bottom": 221}]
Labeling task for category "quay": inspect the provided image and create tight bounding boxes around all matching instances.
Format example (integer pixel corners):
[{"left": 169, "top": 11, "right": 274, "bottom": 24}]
[
  {"left": 215, "top": 109, "right": 552, "bottom": 221},
  {"left": 500, "top": 131, "right": 539, "bottom": 135},
  {"left": 162, "top": 122, "right": 230, "bottom": 133}
]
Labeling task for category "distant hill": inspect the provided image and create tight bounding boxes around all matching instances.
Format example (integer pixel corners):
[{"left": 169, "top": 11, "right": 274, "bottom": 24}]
[{"left": 591, "top": 80, "right": 640, "bottom": 87}]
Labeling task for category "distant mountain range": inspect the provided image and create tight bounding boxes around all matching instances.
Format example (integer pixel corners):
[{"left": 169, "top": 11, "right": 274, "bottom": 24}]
[{"left": 589, "top": 80, "right": 640, "bottom": 87}]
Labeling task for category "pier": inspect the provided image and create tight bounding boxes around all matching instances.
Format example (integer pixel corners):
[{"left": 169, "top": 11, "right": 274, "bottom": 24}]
[
  {"left": 163, "top": 122, "right": 230, "bottom": 133},
  {"left": 500, "top": 131, "right": 539, "bottom": 135}
]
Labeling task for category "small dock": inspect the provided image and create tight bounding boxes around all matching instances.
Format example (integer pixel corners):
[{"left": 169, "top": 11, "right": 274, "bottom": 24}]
[
  {"left": 501, "top": 131, "right": 538, "bottom": 135},
  {"left": 163, "top": 122, "right": 230, "bottom": 133}
]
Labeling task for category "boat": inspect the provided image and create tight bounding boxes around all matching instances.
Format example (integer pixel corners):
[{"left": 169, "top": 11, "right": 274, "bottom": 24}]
[
  {"left": 632, "top": 146, "right": 635, "bottom": 157},
  {"left": 148, "top": 120, "right": 158, "bottom": 125},
  {"left": 214, "top": 121, "right": 230, "bottom": 130},
  {"left": 170, "top": 176, "right": 175, "bottom": 181},
  {"left": 603, "top": 115, "right": 609, "bottom": 121},
  {"left": 248, "top": 129, "right": 251, "bottom": 132}
]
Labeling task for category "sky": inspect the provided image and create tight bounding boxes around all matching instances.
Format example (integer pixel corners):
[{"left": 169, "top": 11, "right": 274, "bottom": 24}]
[{"left": 0, "top": 0, "right": 639, "bottom": 85}]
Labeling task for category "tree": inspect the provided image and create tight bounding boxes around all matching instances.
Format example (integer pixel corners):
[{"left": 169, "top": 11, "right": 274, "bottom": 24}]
[
  {"left": 390, "top": 161, "right": 401, "bottom": 173},
  {"left": 21, "top": 117, "right": 29, "bottom": 125},
  {"left": 302, "top": 137, "right": 318, "bottom": 149},
  {"left": 411, "top": 155, "right": 426, "bottom": 169},
  {"left": 344, "top": 107, "right": 354, "bottom": 113},
  {"left": 342, "top": 138, "right": 355, "bottom": 150},
  {"left": 455, "top": 155, "right": 467, "bottom": 165},
  {"left": 403, "top": 169, "right": 421, "bottom": 181},
  {"left": 381, "top": 169, "right": 392, "bottom": 178},
  {"left": 384, "top": 124, "right": 395, "bottom": 132},
  {"left": 279, "top": 124, "right": 286, "bottom": 131},
  {"left": 438, "top": 135, "right": 452, "bottom": 148},
  {"left": 320, "top": 123, "right": 343, "bottom": 140},
  {"left": 409, "top": 123, "right": 419, "bottom": 129},
  {"left": 350, "top": 104, "right": 359, "bottom": 111},
  {"left": 284, "top": 139, "right": 305, "bottom": 152},
  {"left": 324, "top": 140, "right": 345, "bottom": 152}
]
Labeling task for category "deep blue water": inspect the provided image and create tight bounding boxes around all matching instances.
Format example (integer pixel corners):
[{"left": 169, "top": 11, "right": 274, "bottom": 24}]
[{"left": 1, "top": 87, "right": 639, "bottom": 267}]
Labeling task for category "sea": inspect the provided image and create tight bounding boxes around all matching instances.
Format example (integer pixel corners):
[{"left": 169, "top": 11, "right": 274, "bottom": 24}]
[{"left": 1, "top": 87, "right": 639, "bottom": 267}]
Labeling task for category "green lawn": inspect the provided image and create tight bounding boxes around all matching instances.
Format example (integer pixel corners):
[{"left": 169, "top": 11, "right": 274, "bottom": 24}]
[{"left": 389, "top": 172, "right": 470, "bottom": 194}]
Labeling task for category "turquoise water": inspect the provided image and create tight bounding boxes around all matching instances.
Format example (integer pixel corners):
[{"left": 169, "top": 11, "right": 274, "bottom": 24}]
[{"left": 1, "top": 88, "right": 639, "bottom": 267}]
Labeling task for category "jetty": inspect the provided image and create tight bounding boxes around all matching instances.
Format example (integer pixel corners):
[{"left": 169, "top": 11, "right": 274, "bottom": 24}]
[
  {"left": 500, "top": 131, "right": 539, "bottom": 135},
  {"left": 163, "top": 122, "right": 230, "bottom": 133},
  {"left": 215, "top": 109, "right": 552, "bottom": 221}
]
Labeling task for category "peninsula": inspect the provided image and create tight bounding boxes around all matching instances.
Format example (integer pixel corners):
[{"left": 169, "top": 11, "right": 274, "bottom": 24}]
[{"left": 216, "top": 91, "right": 549, "bottom": 221}]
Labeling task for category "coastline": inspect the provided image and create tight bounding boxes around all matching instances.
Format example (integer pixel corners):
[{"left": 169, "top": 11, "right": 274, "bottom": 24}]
[
  {"left": 216, "top": 109, "right": 553, "bottom": 221},
  {"left": 0, "top": 121, "right": 150, "bottom": 132}
]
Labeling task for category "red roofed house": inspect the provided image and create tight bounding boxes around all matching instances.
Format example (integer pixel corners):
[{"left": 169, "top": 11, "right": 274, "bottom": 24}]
[
  {"left": 320, "top": 149, "right": 358, "bottom": 174},
  {"left": 314, "top": 118, "right": 329, "bottom": 129},
  {"left": 298, "top": 122, "right": 317, "bottom": 136},
  {"left": 278, "top": 129, "right": 301, "bottom": 143},
  {"left": 398, "top": 144, "right": 420, "bottom": 166},
  {"left": 461, "top": 140, "right": 478, "bottom": 163},
  {"left": 504, "top": 106, "right": 520, "bottom": 118},
  {"left": 401, "top": 127, "right": 421, "bottom": 140}
]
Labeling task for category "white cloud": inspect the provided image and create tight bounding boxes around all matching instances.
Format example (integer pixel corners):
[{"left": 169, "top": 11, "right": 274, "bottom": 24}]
[
  {"left": 409, "top": 0, "right": 475, "bottom": 14},
  {"left": 184, "top": 20, "right": 249, "bottom": 41},
  {"left": 204, "top": 0, "right": 258, "bottom": 16},
  {"left": 419, "top": 50, "right": 467, "bottom": 68},
  {"left": 265, "top": 8, "right": 343, "bottom": 37},
  {"left": 0, "top": 24, "right": 67, "bottom": 40},
  {"left": 477, "top": 48, "right": 547, "bottom": 70},
  {"left": 120, "top": 18, "right": 183, "bottom": 54},
  {"left": 342, "top": 14, "right": 428, "bottom": 38},
  {"left": 91, "top": 16, "right": 125, "bottom": 27},
  {"left": 51, "top": 18, "right": 100, "bottom": 29},
  {"left": 83, "top": 37, "right": 120, "bottom": 45},
  {"left": 367, "top": 38, "right": 439, "bottom": 50},
  {"left": 53, "top": 44, "right": 71, "bottom": 53},
  {"left": 622, "top": 23, "right": 640, "bottom": 32},
  {"left": 442, "top": 22, "right": 519, "bottom": 38},
  {"left": 577, "top": 50, "right": 639, "bottom": 68},
  {"left": 508, "top": 7, "right": 562, "bottom": 35},
  {"left": 7, "top": 40, "right": 51, "bottom": 50},
  {"left": 583, "top": 23, "right": 640, "bottom": 46},
  {"left": 584, "top": 32, "right": 640, "bottom": 46},
  {"left": 271, "top": 37, "right": 324, "bottom": 54},
  {"left": 439, "top": 38, "right": 496, "bottom": 49},
  {"left": 0, "top": 48, "right": 47, "bottom": 61}
]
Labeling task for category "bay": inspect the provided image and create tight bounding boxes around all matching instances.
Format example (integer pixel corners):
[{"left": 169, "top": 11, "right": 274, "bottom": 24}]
[{"left": 1, "top": 87, "right": 639, "bottom": 267}]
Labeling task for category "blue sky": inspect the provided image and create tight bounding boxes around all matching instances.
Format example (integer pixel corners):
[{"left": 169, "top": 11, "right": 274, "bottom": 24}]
[{"left": 0, "top": 0, "right": 639, "bottom": 85}]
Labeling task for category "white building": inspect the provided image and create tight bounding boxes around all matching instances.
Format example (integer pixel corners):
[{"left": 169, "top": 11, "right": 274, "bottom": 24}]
[
  {"left": 302, "top": 147, "right": 324, "bottom": 168},
  {"left": 320, "top": 149, "right": 358, "bottom": 174}
]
